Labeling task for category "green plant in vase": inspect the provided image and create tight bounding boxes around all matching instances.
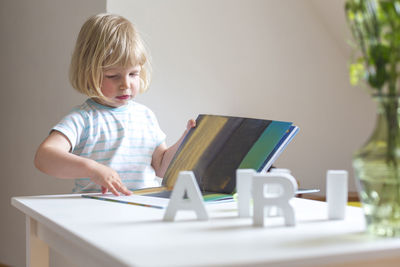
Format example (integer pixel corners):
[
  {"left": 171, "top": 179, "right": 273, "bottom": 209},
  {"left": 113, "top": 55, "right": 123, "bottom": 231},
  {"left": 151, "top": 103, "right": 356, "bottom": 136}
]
[{"left": 345, "top": 0, "right": 400, "bottom": 236}]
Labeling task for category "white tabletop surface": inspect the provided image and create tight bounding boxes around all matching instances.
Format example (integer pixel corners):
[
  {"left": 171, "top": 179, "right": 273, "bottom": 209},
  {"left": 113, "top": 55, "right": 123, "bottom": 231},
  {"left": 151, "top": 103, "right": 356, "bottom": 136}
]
[{"left": 11, "top": 194, "right": 400, "bottom": 267}]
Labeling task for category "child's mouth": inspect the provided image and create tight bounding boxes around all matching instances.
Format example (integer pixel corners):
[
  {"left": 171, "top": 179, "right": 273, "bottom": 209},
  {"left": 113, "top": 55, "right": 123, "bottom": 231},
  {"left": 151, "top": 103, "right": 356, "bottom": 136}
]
[{"left": 116, "top": 95, "right": 130, "bottom": 100}]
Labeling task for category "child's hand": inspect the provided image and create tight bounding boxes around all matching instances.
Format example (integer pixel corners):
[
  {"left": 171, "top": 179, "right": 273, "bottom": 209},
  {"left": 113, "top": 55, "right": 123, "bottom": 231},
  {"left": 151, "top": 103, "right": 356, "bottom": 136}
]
[
  {"left": 185, "top": 119, "right": 196, "bottom": 133},
  {"left": 89, "top": 162, "right": 132, "bottom": 196}
]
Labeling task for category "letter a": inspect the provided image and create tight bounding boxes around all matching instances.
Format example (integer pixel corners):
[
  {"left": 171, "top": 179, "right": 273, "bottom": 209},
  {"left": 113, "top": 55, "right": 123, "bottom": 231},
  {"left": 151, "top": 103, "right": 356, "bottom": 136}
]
[{"left": 163, "top": 171, "right": 209, "bottom": 221}]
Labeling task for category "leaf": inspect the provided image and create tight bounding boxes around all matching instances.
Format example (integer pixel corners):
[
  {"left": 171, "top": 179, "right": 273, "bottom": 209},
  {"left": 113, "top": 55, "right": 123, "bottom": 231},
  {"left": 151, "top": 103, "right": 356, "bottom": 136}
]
[
  {"left": 345, "top": 0, "right": 399, "bottom": 92},
  {"left": 349, "top": 62, "right": 365, "bottom": 86}
]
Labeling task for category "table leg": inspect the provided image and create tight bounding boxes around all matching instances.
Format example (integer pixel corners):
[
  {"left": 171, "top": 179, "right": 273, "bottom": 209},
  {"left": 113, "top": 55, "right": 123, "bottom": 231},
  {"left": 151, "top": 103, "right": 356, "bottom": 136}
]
[{"left": 26, "top": 216, "right": 49, "bottom": 267}]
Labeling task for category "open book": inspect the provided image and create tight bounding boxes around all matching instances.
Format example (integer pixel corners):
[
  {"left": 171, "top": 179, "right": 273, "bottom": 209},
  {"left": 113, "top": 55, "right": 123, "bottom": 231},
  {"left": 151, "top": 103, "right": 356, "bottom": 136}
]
[{"left": 133, "top": 114, "right": 299, "bottom": 197}]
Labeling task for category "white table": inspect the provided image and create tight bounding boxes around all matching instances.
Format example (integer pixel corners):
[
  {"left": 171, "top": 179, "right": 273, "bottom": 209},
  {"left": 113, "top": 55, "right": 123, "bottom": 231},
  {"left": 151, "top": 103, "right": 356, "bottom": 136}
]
[{"left": 11, "top": 194, "right": 400, "bottom": 267}]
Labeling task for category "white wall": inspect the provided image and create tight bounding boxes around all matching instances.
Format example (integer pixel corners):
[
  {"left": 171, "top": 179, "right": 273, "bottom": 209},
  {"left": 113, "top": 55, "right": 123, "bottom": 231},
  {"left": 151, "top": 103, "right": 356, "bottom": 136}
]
[
  {"left": 107, "top": 0, "right": 376, "bottom": 193},
  {"left": 0, "top": 0, "right": 377, "bottom": 266},
  {"left": 0, "top": 0, "right": 106, "bottom": 266}
]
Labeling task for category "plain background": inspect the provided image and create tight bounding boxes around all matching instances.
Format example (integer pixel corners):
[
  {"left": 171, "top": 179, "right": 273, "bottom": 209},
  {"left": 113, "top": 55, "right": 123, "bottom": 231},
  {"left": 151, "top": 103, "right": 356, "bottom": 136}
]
[{"left": 1, "top": 0, "right": 376, "bottom": 266}]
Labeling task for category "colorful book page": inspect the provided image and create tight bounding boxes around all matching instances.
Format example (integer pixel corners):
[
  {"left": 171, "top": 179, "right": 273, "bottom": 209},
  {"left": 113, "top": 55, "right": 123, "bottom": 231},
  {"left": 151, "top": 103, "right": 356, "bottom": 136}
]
[{"left": 162, "top": 114, "right": 293, "bottom": 194}]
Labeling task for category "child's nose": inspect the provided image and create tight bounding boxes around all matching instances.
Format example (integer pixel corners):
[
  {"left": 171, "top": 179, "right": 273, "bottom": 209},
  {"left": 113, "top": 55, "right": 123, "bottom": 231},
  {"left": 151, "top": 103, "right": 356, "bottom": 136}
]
[{"left": 120, "top": 77, "right": 129, "bottom": 89}]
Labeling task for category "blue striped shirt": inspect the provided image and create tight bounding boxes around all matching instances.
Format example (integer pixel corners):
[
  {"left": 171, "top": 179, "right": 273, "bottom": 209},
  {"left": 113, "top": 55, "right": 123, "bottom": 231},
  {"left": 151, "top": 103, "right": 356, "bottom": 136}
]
[{"left": 52, "top": 99, "right": 166, "bottom": 193}]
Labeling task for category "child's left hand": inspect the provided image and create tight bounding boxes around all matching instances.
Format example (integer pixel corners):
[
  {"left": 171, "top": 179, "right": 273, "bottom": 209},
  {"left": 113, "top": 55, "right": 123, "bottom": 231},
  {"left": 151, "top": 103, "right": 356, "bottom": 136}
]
[{"left": 185, "top": 119, "right": 196, "bottom": 133}]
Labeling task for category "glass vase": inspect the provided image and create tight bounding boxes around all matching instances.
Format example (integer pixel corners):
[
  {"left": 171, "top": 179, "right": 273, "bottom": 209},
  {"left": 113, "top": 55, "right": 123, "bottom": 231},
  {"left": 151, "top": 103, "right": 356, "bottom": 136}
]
[{"left": 353, "top": 95, "right": 400, "bottom": 237}]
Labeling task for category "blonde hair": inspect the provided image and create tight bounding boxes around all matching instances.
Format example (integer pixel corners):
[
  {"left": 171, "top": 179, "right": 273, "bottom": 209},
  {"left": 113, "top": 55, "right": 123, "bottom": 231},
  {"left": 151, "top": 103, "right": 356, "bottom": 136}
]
[{"left": 69, "top": 13, "right": 151, "bottom": 98}]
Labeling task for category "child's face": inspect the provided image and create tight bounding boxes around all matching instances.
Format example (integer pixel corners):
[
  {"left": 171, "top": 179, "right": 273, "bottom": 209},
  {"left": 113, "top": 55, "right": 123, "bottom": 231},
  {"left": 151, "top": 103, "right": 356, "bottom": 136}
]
[{"left": 98, "top": 65, "right": 141, "bottom": 108}]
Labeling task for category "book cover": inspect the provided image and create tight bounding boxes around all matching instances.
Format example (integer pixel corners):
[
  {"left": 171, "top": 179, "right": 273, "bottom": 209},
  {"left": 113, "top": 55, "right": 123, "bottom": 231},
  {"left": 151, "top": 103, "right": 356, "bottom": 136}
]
[{"left": 138, "top": 114, "right": 296, "bottom": 195}]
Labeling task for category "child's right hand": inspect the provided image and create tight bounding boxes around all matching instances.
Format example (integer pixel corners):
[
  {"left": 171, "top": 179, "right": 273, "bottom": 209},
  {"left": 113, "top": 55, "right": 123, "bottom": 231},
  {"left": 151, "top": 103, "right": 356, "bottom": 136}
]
[
  {"left": 89, "top": 162, "right": 132, "bottom": 196},
  {"left": 35, "top": 131, "right": 131, "bottom": 196}
]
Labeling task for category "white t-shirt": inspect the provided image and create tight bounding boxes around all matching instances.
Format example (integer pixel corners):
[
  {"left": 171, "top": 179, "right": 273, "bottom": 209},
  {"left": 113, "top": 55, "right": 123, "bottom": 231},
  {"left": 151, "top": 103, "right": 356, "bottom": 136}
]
[{"left": 52, "top": 98, "right": 166, "bottom": 193}]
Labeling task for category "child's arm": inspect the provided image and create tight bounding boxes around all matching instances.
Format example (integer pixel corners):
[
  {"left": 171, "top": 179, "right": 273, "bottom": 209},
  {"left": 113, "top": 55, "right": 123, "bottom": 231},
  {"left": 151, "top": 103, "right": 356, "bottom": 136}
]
[
  {"left": 34, "top": 131, "right": 132, "bottom": 196},
  {"left": 152, "top": 119, "right": 196, "bottom": 178}
]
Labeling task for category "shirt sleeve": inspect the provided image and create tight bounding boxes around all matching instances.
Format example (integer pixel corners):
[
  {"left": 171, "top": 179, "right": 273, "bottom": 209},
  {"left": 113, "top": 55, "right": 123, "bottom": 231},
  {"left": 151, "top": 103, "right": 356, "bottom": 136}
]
[{"left": 52, "top": 108, "right": 88, "bottom": 151}]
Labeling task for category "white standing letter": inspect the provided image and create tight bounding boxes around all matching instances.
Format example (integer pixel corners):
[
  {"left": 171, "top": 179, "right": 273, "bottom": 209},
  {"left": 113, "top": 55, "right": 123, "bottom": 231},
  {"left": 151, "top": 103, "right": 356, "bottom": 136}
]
[
  {"left": 252, "top": 173, "right": 297, "bottom": 227},
  {"left": 327, "top": 170, "right": 348, "bottom": 220},
  {"left": 237, "top": 169, "right": 256, "bottom": 217},
  {"left": 163, "top": 171, "right": 209, "bottom": 221}
]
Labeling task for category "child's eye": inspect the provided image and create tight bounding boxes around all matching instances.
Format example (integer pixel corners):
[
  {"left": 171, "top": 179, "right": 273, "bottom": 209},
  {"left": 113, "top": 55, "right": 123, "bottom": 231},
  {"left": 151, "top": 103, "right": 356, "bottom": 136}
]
[
  {"left": 105, "top": 75, "right": 119, "bottom": 79},
  {"left": 130, "top": 72, "right": 139, "bottom": 77}
]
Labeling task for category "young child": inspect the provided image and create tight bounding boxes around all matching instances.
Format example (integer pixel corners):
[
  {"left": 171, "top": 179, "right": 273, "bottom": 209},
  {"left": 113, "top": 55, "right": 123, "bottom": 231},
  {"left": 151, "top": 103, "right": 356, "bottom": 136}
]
[{"left": 34, "top": 13, "right": 195, "bottom": 196}]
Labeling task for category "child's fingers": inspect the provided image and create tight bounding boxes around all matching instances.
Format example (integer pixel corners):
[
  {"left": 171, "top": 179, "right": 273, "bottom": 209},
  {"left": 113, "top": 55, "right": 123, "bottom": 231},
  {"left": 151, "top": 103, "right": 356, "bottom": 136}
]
[
  {"left": 187, "top": 119, "right": 196, "bottom": 130},
  {"left": 118, "top": 184, "right": 132, "bottom": 195},
  {"left": 107, "top": 182, "right": 120, "bottom": 196},
  {"left": 101, "top": 186, "right": 108, "bottom": 194},
  {"left": 113, "top": 179, "right": 131, "bottom": 195},
  {"left": 108, "top": 179, "right": 131, "bottom": 196}
]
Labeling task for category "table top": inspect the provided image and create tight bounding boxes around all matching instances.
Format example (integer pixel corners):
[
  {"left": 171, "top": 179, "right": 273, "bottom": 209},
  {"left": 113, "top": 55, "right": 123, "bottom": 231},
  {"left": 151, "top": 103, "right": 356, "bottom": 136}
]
[{"left": 11, "top": 194, "right": 400, "bottom": 267}]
